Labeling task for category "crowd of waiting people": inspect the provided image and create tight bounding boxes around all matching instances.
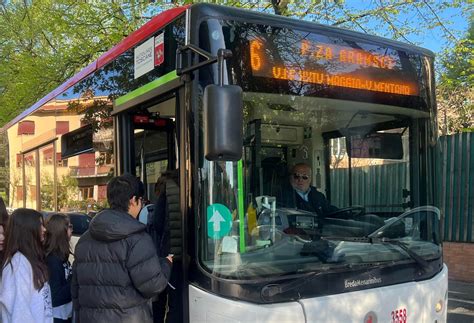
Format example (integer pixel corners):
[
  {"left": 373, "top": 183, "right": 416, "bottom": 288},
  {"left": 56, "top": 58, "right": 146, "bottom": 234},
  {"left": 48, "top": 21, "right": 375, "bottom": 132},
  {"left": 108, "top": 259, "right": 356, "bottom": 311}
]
[
  {"left": 0, "top": 163, "right": 349, "bottom": 322},
  {"left": 0, "top": 173, "right": 177, "bottom": 323}
]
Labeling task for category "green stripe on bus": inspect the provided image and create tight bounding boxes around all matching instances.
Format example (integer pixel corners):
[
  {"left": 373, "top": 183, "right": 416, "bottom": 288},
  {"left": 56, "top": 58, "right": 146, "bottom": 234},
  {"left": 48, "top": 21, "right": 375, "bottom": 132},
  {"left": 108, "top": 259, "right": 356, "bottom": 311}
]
[
  {"left": 115, "top": 71, "right": 178, "bottom": 106},
  {"left": 237, "top": 159, "right": 246, "bottom": 253}
]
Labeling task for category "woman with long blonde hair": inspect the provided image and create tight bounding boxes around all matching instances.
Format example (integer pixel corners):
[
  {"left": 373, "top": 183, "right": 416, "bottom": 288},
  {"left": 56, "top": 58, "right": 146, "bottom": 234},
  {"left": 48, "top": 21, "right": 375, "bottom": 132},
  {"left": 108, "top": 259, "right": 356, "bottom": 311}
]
[{"left": 44, "top": 213, "right": 73, "bottom": 323}]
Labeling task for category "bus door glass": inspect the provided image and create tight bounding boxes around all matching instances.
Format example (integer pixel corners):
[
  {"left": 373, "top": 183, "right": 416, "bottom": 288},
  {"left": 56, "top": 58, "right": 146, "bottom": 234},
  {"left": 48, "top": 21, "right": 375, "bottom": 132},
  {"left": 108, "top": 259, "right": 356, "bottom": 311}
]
[{"left": 131, "top": 97, "right": 176, "bottom": 202}]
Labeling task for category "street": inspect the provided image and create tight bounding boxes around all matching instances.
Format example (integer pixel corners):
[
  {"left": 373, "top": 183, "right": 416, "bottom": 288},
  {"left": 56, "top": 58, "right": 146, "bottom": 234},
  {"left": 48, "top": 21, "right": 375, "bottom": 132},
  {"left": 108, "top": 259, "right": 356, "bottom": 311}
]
[{"left": 448, "top": 280, "right": 474, "bottom": 323}]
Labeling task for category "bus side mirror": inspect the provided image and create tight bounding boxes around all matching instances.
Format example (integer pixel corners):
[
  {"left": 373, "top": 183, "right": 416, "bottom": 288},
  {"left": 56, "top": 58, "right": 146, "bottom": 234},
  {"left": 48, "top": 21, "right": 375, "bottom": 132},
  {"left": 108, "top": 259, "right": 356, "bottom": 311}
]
[{"left": 204, "top": 84, "right": 243, "bottom": 161}]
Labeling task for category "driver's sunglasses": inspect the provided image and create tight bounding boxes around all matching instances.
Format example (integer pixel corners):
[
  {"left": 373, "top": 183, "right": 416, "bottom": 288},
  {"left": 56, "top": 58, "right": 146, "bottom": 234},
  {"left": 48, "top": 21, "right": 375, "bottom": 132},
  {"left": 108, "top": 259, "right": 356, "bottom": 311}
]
[{"left": 293, "top": 174, "right": 309, "bottom": 181}]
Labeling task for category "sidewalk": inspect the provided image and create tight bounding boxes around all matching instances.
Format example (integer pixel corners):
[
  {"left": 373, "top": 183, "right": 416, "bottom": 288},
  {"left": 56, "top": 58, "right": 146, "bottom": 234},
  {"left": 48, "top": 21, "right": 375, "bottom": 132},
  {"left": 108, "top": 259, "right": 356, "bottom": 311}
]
[{"left": 448, "top": 280, "right": 474, "bottom": 323}]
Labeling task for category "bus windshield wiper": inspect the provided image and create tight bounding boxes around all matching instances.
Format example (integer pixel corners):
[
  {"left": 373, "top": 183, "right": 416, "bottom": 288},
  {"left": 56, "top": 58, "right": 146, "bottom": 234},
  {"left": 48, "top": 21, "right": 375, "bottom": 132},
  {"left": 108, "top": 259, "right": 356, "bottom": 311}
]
[
  {"left": 260, "top": 236, "right": 433, "bottom": 301},
  {"left": 260, "top": 263, "right": 353, "bottom": 302},
  {"left": 323, "top": 236, "right": 432, "bottom": 272},
  {"left": 261, "top": 271, "right": 322, "bottom": 301}
]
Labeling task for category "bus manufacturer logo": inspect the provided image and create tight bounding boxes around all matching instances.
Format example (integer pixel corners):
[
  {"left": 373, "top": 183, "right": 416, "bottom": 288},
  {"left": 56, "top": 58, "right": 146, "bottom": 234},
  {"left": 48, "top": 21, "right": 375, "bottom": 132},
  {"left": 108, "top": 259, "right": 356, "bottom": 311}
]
[{"left": 344, "top": 277, "right": 382, "bottom": 288}]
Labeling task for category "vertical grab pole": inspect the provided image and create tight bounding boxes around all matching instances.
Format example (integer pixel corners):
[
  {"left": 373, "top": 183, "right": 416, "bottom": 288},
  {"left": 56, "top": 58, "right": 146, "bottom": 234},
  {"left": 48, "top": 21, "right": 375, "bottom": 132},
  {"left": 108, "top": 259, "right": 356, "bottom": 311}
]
[{"left": 238, "top": 160, "right": 246, "bottom": 253}]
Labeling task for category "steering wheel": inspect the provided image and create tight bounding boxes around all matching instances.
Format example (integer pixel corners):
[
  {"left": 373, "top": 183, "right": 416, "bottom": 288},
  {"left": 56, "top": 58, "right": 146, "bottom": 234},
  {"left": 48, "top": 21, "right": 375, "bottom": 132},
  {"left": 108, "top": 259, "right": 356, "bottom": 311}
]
[{"left": 325, "top": 206, "right": 365, "bottom": 218}]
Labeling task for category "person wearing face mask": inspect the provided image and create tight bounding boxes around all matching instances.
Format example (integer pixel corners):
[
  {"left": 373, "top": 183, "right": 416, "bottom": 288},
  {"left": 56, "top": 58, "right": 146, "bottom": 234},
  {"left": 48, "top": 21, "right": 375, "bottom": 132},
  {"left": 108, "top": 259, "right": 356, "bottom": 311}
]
[
  {"left": 72, "top": 173, "right": 172, "bottom": 323},
  {"left": 282, "top": 163, "right": 338, "bottom": 217}
]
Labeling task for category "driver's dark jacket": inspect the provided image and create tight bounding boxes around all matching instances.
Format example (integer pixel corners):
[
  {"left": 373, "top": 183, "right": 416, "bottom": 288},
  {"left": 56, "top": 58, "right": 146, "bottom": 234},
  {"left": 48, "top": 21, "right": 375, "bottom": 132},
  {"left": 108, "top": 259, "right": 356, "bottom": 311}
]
[
  {"left": 72, "top": 208, "right": 171, "bottom": 323},
  {"left": 281, "top": 186, "right": 337, "bottom": 216}
]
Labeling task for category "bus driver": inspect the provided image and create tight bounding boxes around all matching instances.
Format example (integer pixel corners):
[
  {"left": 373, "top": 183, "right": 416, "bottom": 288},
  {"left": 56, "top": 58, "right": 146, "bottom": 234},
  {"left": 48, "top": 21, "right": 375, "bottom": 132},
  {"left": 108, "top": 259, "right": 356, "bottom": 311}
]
[{"left": 282, "top": 163, "right": 338, "bottom": 217}]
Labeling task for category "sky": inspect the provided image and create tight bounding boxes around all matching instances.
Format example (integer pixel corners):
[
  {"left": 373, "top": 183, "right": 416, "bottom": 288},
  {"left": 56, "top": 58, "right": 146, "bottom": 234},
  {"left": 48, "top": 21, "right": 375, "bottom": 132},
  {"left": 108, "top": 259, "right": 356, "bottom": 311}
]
[{"left": 342, "top": 1, "right": 469, "bottom": 55}]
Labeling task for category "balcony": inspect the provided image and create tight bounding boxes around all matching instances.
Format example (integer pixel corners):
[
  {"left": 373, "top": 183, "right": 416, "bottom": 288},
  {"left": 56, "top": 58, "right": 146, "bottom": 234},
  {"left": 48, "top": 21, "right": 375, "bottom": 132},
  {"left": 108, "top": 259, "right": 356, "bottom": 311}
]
[{"left": 69, "top": 165, "right": 113, "bottom": 178}]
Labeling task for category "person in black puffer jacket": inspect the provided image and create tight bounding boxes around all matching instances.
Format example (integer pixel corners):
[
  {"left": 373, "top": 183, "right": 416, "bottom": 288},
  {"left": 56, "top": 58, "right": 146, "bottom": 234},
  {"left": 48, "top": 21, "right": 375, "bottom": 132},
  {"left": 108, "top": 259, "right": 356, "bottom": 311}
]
[
  {"left": 72, "top": 174, "right": 172, "bottom": 323},
  {"left": 148, "top": 170, "right": 182, "bottom": 323}
]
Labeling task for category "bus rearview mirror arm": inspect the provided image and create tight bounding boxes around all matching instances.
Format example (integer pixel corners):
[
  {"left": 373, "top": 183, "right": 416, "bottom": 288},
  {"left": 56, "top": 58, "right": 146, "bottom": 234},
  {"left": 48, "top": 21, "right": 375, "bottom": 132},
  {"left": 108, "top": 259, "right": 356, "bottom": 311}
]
[{"left": 176, "top": 44, "right": 229, "bottom": 76}]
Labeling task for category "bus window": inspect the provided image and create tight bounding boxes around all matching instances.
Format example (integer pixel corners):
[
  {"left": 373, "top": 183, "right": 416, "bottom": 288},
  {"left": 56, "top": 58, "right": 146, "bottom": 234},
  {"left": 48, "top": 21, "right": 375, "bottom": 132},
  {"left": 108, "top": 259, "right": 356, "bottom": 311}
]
[{"left": 329, "top": 127, "right": 410, "bottom": 216}]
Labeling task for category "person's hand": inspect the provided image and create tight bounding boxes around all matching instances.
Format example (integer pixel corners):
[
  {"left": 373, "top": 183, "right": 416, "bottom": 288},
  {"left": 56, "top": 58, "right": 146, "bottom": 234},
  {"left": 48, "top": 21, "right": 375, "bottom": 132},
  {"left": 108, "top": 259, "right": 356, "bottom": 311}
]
[{"left": 166, "top": 254, "right": 174, "bottom": 263}]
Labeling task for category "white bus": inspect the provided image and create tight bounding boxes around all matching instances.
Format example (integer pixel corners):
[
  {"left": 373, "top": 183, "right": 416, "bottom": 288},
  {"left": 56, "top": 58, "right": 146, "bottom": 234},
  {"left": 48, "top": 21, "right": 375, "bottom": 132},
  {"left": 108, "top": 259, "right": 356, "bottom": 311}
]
[{"left": 3, "top": 4, "right": 447, "bottom": 322}]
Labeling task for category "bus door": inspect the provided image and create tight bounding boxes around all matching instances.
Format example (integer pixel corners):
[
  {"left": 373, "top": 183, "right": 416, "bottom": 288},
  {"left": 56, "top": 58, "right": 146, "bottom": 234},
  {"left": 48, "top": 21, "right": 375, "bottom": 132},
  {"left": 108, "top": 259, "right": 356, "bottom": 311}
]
[
  {"left": 133, "top": 100, "right": 177, "bottom": 200},
  {"left": 116, "top": 94, "right": 178, "bottom": 194},
  {"left": 114, "top": 89, "right": 187, "bottom": 321}
]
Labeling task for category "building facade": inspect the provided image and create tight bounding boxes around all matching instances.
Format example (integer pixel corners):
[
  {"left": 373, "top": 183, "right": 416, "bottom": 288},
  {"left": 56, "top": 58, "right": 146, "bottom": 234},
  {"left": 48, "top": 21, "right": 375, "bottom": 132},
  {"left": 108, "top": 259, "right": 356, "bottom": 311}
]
[{"left": 5, "top": 95, "right": 113, "bottom": 213}]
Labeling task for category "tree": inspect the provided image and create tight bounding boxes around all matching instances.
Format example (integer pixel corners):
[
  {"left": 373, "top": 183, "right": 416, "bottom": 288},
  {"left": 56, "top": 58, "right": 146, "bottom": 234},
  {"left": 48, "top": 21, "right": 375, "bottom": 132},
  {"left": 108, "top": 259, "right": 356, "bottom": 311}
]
[
  {"left": 437, "top": 14, "right": 473, "bottom": 134},
  {"left": 0, "top": 1, "right": 164, "bottom": 125},
  {"left": 0, "top": 0, "right": 470, "bottom": 127}
]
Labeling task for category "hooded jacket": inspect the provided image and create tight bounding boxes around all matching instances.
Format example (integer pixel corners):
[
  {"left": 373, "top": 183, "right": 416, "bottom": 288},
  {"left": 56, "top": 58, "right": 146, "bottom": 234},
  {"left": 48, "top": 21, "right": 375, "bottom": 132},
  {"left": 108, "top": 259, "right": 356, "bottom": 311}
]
[{"left": 71, "top": 209, "right": 171, "bottom": 323}]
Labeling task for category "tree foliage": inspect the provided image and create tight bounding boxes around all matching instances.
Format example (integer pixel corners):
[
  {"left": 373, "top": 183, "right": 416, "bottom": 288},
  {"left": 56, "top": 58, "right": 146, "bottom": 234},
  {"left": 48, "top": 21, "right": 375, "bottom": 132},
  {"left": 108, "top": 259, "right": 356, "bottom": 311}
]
[
  {"left": 0, "top": 0, "right": 470, "bottom": 127},
  {"left": 0, "top": 1, "right": 155, "bottom": 125},
  {"left": 439, "top": 14, "right": 474, "bottom": 89},
  {"left": 437, "top": 14, "right": 473, "bottom": 134},
  {"left": 40, "top": 172, "right": 79, "bottom": 211}
]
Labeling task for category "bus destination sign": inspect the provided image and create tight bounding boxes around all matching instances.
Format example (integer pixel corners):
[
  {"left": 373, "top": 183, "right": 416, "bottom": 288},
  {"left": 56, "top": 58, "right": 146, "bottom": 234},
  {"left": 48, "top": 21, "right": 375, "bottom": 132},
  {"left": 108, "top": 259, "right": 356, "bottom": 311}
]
[{"left": 249, "top": 39, "right": 419, "bottom": 96}]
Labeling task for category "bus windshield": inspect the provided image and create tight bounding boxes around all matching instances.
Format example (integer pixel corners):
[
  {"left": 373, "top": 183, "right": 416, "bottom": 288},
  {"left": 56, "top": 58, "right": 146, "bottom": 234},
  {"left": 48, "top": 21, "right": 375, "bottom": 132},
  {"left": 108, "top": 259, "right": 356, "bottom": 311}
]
[{"left": 197, "top": 19, "right": 440, "bottom": 280}]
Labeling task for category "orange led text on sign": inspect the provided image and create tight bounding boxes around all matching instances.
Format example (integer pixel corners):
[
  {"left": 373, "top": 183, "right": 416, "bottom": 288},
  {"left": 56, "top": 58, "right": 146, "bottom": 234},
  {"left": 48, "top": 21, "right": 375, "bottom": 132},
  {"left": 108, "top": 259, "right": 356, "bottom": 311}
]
[
  {"left": 271, "top": 66, "right": 416, "bottom": 96},
  {"left": 249, "top": 39, "right": 416, "bottom": 96},
  {"left": 300, "top": 40, "right": 396, "bottom": 70},
  {"left": 250, "top": 40, "right": 263, "bottom": 71}
]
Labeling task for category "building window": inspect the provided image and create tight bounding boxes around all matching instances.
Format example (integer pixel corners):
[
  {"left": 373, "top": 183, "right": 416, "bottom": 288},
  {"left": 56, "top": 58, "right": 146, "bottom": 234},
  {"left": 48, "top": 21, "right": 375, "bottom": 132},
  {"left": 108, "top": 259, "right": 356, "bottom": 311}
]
[
  {"left": 56, "top": 153, "right": 68, "bottom": 167},
  {"left": 98, "top": 152, "right": 113, "bottom": 165},
  {"left": 17, "top": 121, "right": 35, "bottom": 135},
  {"left": 42, "top": 147, "right": 54, "bottom": 165},
  {"left": 56, "top": 121, "right": 70, "bottom": 135},
  {"left": 80, "top": 186, "right": 94, "bottom": 200},
  {"left": 29, "top": 185, "right": 37, "bottom": 201},
  {"left": 16, "top": 186, "right": 23, "bottom": 201},
  {"left": 16, "top": 154, "right": 23, "bottom": 168},
  {"left": 24, "top": 154, "right": 35, "bottom": 167}
]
